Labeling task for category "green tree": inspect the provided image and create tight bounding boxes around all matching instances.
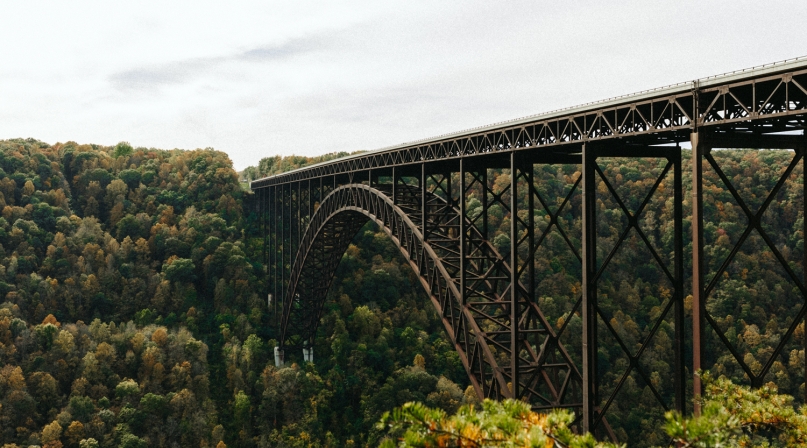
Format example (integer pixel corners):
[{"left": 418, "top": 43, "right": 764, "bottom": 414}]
[
  {"left": 663, "top": 373, "right": 807, "bottom": 447},
  {"left": 378, "top": 399, "right": 619, "bottom": 447},
  {"left": 114, "top": 141, "right": 134, "bottom": 158},
  {"left": 162, "top": 258, "right": 196, "bottom": 283}
]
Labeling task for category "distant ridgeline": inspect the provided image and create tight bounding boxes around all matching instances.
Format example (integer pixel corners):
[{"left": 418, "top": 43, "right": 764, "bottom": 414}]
[
  {"left": 0, "top": 139, "right": 804, "bottom": 447},
  {"left": 239, "top": 150, "right": 366, "bottom": 183}
]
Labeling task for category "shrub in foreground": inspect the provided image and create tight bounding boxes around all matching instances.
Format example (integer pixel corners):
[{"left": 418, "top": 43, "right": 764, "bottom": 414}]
[{"left": 378, "top": 398, "right": 620, "bottom": 447}]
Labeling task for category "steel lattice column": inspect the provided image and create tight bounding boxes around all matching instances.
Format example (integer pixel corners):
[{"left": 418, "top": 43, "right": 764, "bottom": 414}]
[
  {"left": 510, "top": 152, "right": 520, "bottom": 398},
  {"left": 581, "top": 143, "right": 598, "bottom": 431},
  {"left": 582, "top": 143, "right": 686, "bottom": 435},
  {"left": 692, "top": 131, "right": 807, "bottom": 414},
  {"left": 691, "top": 132, "right": 706, "bottom": 414}
]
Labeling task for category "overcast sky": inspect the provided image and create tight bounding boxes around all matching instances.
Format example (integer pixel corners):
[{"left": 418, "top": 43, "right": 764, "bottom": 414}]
[{"left": 1, "top": 1, "right": 805, "bottom": 170}]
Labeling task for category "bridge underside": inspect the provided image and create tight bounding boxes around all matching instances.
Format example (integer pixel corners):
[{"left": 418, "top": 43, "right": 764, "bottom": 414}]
[{"left": 254, "top": 61, "right": 807, "bottom": 439}]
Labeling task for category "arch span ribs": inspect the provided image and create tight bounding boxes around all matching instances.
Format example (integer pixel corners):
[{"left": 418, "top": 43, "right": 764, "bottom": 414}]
[
  {"left": 279, "top": 182, "right": 582, "bottom": 408},
  {"left": 255, "top": 59, "right": 807, "bottom": 437}
]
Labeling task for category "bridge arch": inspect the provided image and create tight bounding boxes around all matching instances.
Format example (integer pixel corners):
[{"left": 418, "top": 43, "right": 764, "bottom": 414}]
[{"left": 278, "top": 183, "right": 579, "bottom": 405}]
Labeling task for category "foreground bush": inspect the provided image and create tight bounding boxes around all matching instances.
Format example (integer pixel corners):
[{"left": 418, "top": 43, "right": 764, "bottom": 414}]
[
  {"left": 379, "top": 373, "right": 807, "bottom": 447},
  {"left": 378, "top": 399, "right": 620, "bottom": 447},
  {"left": 664, "top": 372, "right": 807, "bottom": 447}
]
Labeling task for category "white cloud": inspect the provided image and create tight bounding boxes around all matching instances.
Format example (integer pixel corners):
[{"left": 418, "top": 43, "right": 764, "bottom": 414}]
[{"left": 0, "top": 0, "right": 805, "bottom": 169}]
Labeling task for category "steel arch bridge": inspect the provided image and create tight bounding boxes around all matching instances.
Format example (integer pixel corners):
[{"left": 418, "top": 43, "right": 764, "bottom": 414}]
[{"left": 252, "top": 57, "right": 807, "bottom": 437}]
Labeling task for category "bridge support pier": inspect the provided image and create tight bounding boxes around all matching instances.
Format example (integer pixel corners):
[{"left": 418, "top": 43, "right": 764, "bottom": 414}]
[
  {"left": 581, "top": 142, "right": 686, "bottom": 436},
  {"left": 691, "top": 130, "right": 807, "bottom": 415},
  {"left": 691, "top": 132, "right": 706, "bottom": 416},
  {"left": 581, "top": 143, "right": 597, "bottom": 432}
]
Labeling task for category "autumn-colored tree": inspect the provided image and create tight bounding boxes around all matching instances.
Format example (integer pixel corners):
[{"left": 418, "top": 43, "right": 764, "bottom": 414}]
[
  {"left": 378, "top": 399, "right": 618, "bottom": 447},
  {"left": 664, "top": 373, "right": 807, "bottom": 446}
]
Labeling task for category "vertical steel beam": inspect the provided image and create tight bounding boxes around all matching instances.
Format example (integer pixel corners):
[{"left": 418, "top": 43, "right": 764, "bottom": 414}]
[
  {"left": 291, "top": 182, "right": 295, "bottom": 280},
  {"left": 287, "top": 183, "right": 292, "bottom": 306},
  {"left": 268, "top": 188, "right": 272, "bottom": 276},
  {"left": 510, "top": 152, "right": 519, "bottom": 399},
  {"left": 272, "top": 186, "right": 277, "bottom": 321},
  {"left": 281, "top": 184, "right": 286, "bottom": 315},
  {"left": 691, "top": 132, "right": 706, "bottom": 416},
  {"left": 422, "top": 163, "right": 427, "bottom": 241},
  {"left": 482, "top": 169, "right": 488, "bottom": 240},
  {"left": 270, "top": 187, "right": 276, "bottom": 322},
  {"left": 297, "top": 181, "right": 302, "bottom": 254},
  {"left": 308, "top": 179, "right": 313, "bottom": 223},
  {"left": 581, "top": 143, "right": 597, "bottom": 432},
  {"left": 527, "top": 164, "right": 535, "bottom": 304},
  {"left": 290, "top": 183, "right": 295, "bottom": 266},
  {"left": 260, "top": 187, "right": 266, "bottom": 306},
  {"left": 262, "top": 188, "right": 266, "bottom": 273},
  {"left": 672, "top": 146, "right": 686, "bottom": 414},
  {"left": 460, "top": 159, "right": 466, "bottom": 306},
  {"left": 392, "top": 167, "right": 397, "bottom": 205},
  {"left": 260, "top": 188, "right": 265, "bottom": 265}
]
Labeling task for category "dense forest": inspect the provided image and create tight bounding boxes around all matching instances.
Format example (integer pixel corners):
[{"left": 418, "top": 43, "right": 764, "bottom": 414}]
[
  {"left": 0, "top": 138, "right": 805, "bottom": 447},
  {"left": 0, "top": 139, "right": 466, "bottom": 447}
]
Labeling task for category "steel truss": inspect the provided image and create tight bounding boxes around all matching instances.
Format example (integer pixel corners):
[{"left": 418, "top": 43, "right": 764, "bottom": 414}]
[
  {"left": 691, "top": 132, "right": 807, "bottom": 413},
  {"left": 252, "top": 61, "right": 807, "bottom": 189},
  {"left": 276, "top": 170, "right": 586, "bottom": 410},
  {"left": 581, "top": 144, "right": 686, "bottom": 435},
  {"left": 254, "top": 59, "right": 807, "bottom": 439}
]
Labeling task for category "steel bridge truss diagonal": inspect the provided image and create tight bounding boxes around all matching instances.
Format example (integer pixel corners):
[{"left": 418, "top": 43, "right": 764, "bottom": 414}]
[{"left": 254, "top": 57, "right": 807, "bottom": 439}]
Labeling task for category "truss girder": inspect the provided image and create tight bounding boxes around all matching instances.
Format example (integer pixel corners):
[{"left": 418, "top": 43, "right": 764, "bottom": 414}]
[{"left": 252, "top": 66, "right": 807, "bottom": 189}]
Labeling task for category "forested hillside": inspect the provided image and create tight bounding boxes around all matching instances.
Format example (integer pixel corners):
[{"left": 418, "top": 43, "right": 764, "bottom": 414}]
[
  {"left": 0, "top": 138, "right": 254, "bottom": 447},
  {"left": 1, "top": 139, "right": 804, "bottom": 447},
  {"left": 0, "top": 139, "right": 463, "bottom": 447}
]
